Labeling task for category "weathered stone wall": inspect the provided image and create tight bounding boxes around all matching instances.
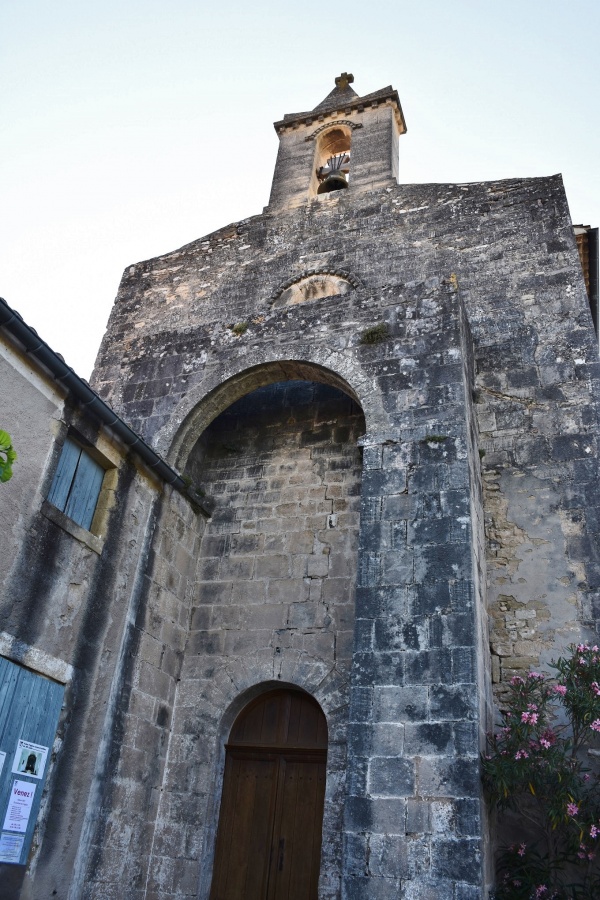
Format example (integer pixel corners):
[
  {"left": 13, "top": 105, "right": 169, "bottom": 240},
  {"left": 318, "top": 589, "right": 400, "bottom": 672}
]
[
  {"left": 74, "top": 488, "right": 205, "bottom": 900},
  {"left": 342, "top": 285, "right": 490, "bottom": 900},
  {"left": 93, "top": 272, "right": 493, "bottom": 896},
  {"left": 92, "top": 172, "right": 599, "bottom": 702},
  {"left": 89, "top": 119, "right": 599, "bottom": 895}
]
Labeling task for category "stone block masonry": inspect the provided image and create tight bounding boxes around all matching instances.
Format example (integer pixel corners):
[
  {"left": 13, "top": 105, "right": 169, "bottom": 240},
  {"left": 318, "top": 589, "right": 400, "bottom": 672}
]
[
  {"left": 78, "top": 488, "right": 206, "bottom": 900},
  {"left": 86, "top": 77, "right": 599, "bottom": 899},
  {"left": 343, "top": 285, "right": 489, "bottom": 900}
]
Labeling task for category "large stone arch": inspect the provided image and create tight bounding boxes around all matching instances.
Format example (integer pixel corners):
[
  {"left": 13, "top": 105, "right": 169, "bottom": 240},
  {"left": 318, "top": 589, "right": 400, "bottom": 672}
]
[{"left": 154, "top": 352, "right": 387, "bottom": 467}]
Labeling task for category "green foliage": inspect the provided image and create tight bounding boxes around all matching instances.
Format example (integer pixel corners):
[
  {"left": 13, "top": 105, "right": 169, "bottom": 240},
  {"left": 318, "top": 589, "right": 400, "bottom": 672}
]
[
  {"left": 423, "top": 434, "right": 447, "bottom": 443},
  {"left": 359, "top": 322, "right": 389, "bottom": 345},
  {"left": 0, "top": 431, "right": 16, "bottom": 483},
  {"left": 483, "top": 646, "right": 600, "bottom": 898},
  {"left": 231, "top": 322, "right": 248, "bottom": 336}
]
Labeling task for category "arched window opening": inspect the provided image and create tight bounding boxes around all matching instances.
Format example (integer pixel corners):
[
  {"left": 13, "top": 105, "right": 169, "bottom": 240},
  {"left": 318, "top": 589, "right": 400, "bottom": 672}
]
[
  {"left": 314, "top": 127, "right": 351, "bottom": 195},
  {"left": 210, "top": 689, "right": 328, "bottom": 900}
]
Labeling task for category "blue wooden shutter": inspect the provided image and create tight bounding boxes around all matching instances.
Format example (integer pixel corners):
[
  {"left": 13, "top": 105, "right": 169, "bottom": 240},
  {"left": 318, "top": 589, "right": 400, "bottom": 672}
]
[
  {"left": 47, "top": 438, "right": 81, "bottom": 511},
  {"left": 0, "top": 659, "right": 64, "bottom": 866},
  {"left": 47, "top": 438, "right": 105, "bottom": 531},
  {"left": 64, "top": 452, "right": 104, "bottom": 531}
]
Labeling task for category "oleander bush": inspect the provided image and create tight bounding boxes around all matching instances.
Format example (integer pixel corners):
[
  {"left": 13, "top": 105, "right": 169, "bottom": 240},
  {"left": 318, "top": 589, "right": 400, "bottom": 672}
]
[{"left": 483, "top": 645, "right": 600, "bottom": 899}]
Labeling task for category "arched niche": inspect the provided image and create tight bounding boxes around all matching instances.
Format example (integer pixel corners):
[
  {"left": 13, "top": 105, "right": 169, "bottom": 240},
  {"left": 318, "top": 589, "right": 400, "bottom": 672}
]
[
  {"left": 169, "top": 360, "right": 363, "bottom": 470},
  {"left": 271, "top": 271, "right": 358, "bottom": 308}
]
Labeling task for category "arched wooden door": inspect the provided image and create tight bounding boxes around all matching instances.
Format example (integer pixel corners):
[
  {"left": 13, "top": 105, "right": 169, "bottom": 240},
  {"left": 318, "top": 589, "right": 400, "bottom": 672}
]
[{"left": 210, "top": 690, "right": 328, "bottom": 900}]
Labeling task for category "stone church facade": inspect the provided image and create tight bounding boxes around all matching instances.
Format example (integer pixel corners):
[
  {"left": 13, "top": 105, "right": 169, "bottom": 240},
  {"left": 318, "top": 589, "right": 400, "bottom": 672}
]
[{"left": 0, "top": 74, "right": 598, "bottom": 899}]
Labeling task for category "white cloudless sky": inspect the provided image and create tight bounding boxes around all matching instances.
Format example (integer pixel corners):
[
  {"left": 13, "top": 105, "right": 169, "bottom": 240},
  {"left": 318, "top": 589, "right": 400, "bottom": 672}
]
[{"left": 1, "top": 0, "right": 598, "bottom": 378}]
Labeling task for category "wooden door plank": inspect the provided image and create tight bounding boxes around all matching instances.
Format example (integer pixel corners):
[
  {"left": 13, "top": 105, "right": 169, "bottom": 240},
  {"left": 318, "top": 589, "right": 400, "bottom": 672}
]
[
  {"left": 47, "top": 438, "right": 80, "bottom": 511},
  {"left": 210, "top": 754, "right": 278, "bottom": 900},
  {"left": 267, "top": 756, "right": 326, "bottom": 900}
]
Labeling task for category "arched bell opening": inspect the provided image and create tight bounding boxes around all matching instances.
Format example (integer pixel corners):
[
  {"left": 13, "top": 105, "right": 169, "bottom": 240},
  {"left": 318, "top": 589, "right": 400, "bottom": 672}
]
[
  {"left": 210, "top": 689, "right": 328, "bottom": 899},
  {"left": 312, "top": 126, "right": 351, "bottom": 197}
]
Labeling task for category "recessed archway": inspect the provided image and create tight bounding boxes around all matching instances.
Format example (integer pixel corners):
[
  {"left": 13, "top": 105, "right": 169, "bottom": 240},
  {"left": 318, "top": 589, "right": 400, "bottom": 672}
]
[
  {"left": 167, "top": 360, "right": 366, "bottom": 470},
  {"left": 186, "top": 380, "right": 364, "bottom": 900}
]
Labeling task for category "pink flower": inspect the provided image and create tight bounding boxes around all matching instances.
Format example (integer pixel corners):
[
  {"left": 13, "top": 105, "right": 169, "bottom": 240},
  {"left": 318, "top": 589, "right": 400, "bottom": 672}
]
[
  {"left": 592, "top": 681, "right": 600, "bottom": 696},
  {"left": 591, "top": 825, "right": 598, "bottom": 838},
  {"left": 535, "top": 886, "right": 548, "bottom": 899},
  {"left": 567, "top": 802, "right": 579, "bottom": 816},
  {"left": 540, "top": 738, "right": 551, "bottom": 749},
  {"left": 577, "top": 644, "right": 589, "bottom": 652},
  {"left": 584, "top": 774, "right": 591, "bottom": 782},
  {"left": 515, "top": 750, "right": 529, "bottom": 760},
  {"left": 510, "top": 675, "right": 524, "bottom": 685},
  {"left": 579, "top": 657, "right": 587, "bottom": 665},
  {"left": 521, "top": 711, "right": 538, "bottom": 725},
  {"left": 590, "top": 719, "right": 600, "bottom": 732},
  {"left": 553, "top": 684, "right": 567, "bottom": 695},
  {"left": 517, "top": 842, "right": 526, "bottom": 856},
  {"left": 528, "top": 671, "right": 544, "bottom": 680}
]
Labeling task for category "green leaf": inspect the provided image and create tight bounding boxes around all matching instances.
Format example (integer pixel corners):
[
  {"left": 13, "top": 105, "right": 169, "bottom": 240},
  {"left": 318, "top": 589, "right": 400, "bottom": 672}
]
[{"left": 0, "top": 430, "right": 16, "bottom": 483}]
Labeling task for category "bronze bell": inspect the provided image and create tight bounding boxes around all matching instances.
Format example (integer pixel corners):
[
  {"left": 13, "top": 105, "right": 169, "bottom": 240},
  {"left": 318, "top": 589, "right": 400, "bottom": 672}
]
[
  {"left": 316, "top": 152, "right": 350, "bottom": 194},
  {"left": 317, "top": 172, "right": 349, "bottom": 194}
]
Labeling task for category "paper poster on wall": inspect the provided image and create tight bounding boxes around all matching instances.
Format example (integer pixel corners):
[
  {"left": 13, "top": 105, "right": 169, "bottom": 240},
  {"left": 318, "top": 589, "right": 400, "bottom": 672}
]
[
  {"left": 11, "top": 740, "right": 48, "bottom": 780},
  {"left": 2, "top": 781, "right": 36, "bottom": 834},
  {"left": 0, "top": 751, "right": 6, "bottom": 776},
  {"left": 0, "top": 832, "right": 24, "bottom": 863}
]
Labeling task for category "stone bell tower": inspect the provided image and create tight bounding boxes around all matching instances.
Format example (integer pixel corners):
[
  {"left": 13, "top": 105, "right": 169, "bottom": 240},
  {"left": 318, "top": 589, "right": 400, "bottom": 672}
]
[
  {"left": 268, "top": 72, "right": 406, "bottom": 211},
  {"left": 84, "top": 74, "right": 599, "bottom": 900}
]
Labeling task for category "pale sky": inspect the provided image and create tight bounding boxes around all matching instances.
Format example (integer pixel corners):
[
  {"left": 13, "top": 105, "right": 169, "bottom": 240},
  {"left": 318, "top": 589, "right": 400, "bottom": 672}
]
[{"left": 1, "top": 1, "right": 598, "bottom": 378}]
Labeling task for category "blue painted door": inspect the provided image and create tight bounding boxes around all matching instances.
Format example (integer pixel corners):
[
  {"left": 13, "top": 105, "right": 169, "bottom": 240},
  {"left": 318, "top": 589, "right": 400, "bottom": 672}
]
[{"left": 0, "top": 658, "right": 64, "bottom": 866}]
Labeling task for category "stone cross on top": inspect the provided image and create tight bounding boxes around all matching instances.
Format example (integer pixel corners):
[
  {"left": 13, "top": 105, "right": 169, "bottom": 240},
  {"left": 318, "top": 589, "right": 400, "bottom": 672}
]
[{"left": 335, "top": 72, "right": 354, "bottom": 90}]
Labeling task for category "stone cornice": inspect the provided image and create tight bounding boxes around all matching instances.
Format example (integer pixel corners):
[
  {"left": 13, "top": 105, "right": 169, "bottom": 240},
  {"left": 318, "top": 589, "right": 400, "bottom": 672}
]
[{"left": 273, "top": 85, "right": 407, "bottom": 136}]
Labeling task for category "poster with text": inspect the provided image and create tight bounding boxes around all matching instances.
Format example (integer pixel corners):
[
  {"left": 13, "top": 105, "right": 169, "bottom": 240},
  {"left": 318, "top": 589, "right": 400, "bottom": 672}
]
[
  {"left": 11, "top": 739, "right": 48, "bottom": 780},
  {"left": 0, "top": 832, "right": 24, "bottom": 863},
  {"left": 2, "top": 781, "right": 36, "bottom": 834}
]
